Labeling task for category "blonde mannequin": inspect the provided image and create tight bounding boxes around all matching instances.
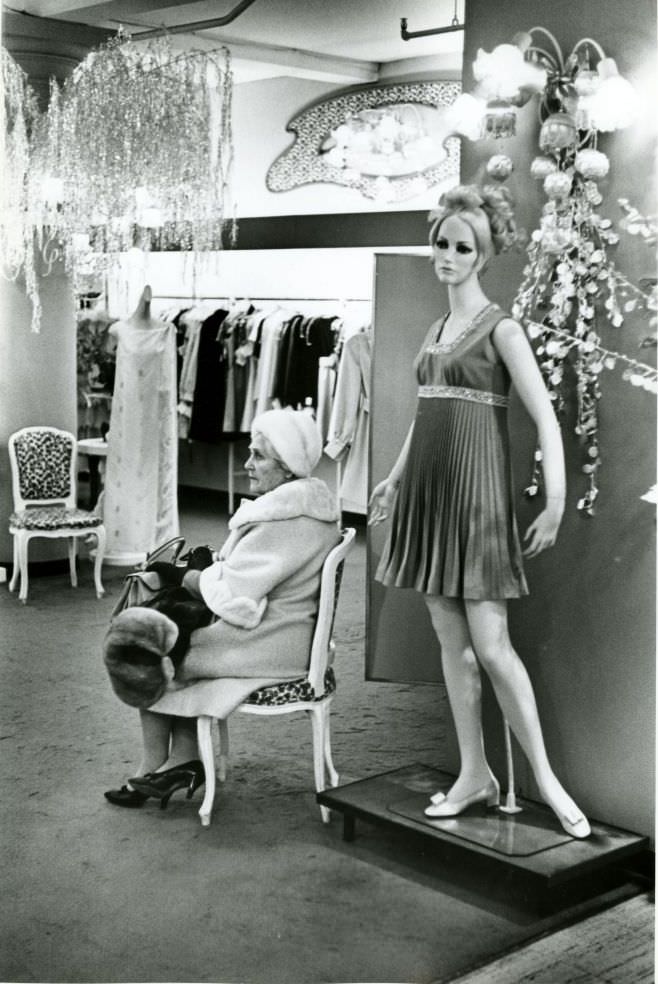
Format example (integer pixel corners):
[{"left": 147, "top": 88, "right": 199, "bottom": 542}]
[{"left": 370, "top": 186, "right": 590, "bottom": 840}]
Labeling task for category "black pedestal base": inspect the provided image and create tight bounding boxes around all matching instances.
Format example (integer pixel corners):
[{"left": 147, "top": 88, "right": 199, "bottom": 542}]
[{"left": 318, "top": 764, "right": 649, "bottom": 909}]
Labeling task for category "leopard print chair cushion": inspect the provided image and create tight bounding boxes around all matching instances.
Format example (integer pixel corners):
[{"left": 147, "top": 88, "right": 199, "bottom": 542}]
[
  {"left": 245, "top": 667, "right": 336, "bottom": 706},
  {"left": 14, "top": 431, "right": 73, "bottom": 501},
  {"left": 10, "top": 507, "right": 102, "bottom": 531}
]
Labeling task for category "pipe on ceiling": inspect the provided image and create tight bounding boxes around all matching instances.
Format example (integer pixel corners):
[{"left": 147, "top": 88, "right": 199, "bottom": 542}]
[
  {"left": 400, "top": 16, "right": 464, "bottom": 41},
  {"left": 133, "top": 0, "right": 259, "bottom": 40}
]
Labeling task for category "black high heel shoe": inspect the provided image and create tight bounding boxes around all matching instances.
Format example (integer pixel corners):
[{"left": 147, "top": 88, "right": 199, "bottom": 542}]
[
  {"left": 128, "top": 760, "right": 205, "bottom": 810},
  {"left": 104, "top": 784, "right": 150, "bottom": 808}
]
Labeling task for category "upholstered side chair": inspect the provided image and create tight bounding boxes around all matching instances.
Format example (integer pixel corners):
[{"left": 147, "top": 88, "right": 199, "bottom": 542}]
[
  {"left": 150, "top": 526, "right": 356, "bottom": 826},
  {"left": 8, "top": 426, "right": 106, "bottom": 603}
]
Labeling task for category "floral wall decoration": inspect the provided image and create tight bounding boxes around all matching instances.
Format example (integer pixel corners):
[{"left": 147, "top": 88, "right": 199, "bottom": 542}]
[
  {"left": 449, "top": 26, "right": 657, "bottom": 515},
  {"left": 2, "top": 30, "right": 236, "bottom": 332}
]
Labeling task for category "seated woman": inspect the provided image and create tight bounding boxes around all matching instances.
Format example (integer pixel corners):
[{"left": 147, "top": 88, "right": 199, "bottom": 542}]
[{"left": 104, "top": 408, "right": 341, "bottom": 808}]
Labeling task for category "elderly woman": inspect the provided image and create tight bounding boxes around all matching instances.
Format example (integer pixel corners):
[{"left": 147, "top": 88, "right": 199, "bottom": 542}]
[{"left": 104, "top": 408, "right": 340, "bottom": 808}]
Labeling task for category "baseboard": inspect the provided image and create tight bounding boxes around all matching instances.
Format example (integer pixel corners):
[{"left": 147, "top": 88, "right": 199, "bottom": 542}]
[{"left": 0, "top": 559, "right": 70, "bottom": 578}]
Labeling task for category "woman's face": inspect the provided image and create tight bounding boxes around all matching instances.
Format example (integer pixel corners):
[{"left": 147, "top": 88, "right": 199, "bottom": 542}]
[
  {"left": 245, "top": 432, "right": 290, "bottom": 495},
  {"left": 432, "top": 213, "right": 480, "bottom": 285}
]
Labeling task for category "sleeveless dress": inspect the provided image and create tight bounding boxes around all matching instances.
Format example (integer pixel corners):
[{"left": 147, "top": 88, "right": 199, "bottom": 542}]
[
  {"left": 103, "top": 320, "right": 180, "bottom": 565},
  {"left": 376, "top": 303, "right": 528, "bottom": 599}
]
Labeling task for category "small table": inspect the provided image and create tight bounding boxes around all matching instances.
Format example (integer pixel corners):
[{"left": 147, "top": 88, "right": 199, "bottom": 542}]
[{"left": 77, "top": 438, "right": 108, "bottom": 508}]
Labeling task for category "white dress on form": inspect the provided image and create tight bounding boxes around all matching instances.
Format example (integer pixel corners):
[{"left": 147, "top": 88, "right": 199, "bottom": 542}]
[{"left": 103, "top": 319, "right": 179, "bottom": 565}]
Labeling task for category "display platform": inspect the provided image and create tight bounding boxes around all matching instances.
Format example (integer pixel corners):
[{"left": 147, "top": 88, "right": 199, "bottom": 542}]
[{"left": 317, "top": 764, "right": 649, "bottom": 904}]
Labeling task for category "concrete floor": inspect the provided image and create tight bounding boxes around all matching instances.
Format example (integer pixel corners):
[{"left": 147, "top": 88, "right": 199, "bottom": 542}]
[{"left": 0, "top": 491, "right": 653, "bottom": 983}]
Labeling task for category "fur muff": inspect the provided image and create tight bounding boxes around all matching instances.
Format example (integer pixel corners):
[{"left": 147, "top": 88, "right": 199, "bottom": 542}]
[
  {"left": 103, "top": 607, "right": 179, "bottom": 709},
  {"left": 103, "top": 588, "right": 215, "bottom": 709}
]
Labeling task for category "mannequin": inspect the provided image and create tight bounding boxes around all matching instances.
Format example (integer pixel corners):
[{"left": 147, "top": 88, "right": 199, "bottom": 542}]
[
  {"left": 370, "top": 186, "right": 590, "bottom": 839},
  {"left": 103, "top": 285, "right": 179, "bottom": 565}
]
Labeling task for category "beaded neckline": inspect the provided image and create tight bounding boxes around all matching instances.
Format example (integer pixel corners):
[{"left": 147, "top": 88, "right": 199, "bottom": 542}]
[{"left": 427, "top": 303, "right": 498, "bottom": 354}]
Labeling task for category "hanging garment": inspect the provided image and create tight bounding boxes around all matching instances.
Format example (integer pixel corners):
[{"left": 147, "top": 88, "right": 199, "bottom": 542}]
[
  {"left": 273, "top": 316, "right": 338, "bottom": 411},
  {"left": 176, "top": 312, "right": 204, "bottom": 439},
  {"left": 254, "top": 309, "right": 290, "bottom": 416},
  {"left": 221, "top": 311, "right": 253, "bottom": 436},
  {"left": 376, "top": 304, "right": 528, "bottom": 599},
  {"left": 238, "top": 313, "right": 263, "bottom": 432},
  {"left": 316, "top": 352, "right": 338, "bottom": 443},
  {"left": 189, "top": 309, "right": 229, "bottom": 443},
  {"left": 325, "top": 330, "right": 371, "bottom": 513},
  {"left": 103, "top": 320, "right": 179, "bottom": 564}
]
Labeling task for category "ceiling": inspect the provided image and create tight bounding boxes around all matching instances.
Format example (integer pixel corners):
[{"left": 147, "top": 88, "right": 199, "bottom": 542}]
[{"left": 6, "top": 0, "right": 465, "bottom": 83}]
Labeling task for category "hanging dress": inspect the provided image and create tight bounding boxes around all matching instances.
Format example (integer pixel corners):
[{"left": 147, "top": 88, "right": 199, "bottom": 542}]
[
  {"left": 103, "top": 320, "right": 179, "bottom": 565},
  {"left": 376, "top": 303, "right": 528, "bottom": 599}
]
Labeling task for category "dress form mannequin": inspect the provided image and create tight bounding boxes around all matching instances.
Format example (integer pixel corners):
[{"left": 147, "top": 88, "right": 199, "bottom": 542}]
[
  {"left": 127, "top": 285, "right": 156, "bottom": 327},
  {"left": 103, "top": 284, "right": 179, "bottom": 565}
]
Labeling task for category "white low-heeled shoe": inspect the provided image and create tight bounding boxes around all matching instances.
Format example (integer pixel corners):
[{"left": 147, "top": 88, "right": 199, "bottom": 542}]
[
  {"left": 424, "top": 781, "right": 500, "bottom": 818},
  {"left": 554, "top": 810, "right": 591, "bottom": 839}
]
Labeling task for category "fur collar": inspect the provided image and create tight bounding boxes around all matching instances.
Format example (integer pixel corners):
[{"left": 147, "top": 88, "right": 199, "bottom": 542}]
[{"left": 229, "top": 478, "right": 339, "bottom": 529}]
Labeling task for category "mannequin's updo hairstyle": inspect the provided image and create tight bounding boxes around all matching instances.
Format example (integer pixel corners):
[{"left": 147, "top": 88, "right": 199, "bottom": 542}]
[{"left": 428, "top": 184, "right": 520, "bottom": 267}]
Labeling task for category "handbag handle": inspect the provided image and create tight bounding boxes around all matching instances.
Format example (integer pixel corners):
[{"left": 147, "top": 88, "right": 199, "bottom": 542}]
[{"left": 141, "top": 536, "right": 186, "bottom": 569}]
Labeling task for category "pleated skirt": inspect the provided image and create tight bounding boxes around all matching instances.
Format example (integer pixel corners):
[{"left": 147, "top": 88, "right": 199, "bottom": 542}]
[{"left": 376, "top": 396, "right": 528, "bottom": 599}]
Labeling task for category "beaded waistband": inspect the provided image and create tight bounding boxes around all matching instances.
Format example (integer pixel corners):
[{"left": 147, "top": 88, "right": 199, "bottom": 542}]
[{"left": 418, "top": 384, "right": 509, "bottom": 408}]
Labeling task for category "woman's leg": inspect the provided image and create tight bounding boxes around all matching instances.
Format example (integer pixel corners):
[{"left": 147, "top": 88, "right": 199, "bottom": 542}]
[
  {"left": 136, "top": 710, "right": 172, "bottom": 775},
  {"left": 424, "top": 595, "right": 498, "bottom": 800},
  {"left": 464, "top": 599, "right": 589, "bottom": 834},
  {"left": 136, "top": 712, "right": 199, "bottom": 774},
  {"left": 167, "top": 717, "right": 199, "bottom": 767}
]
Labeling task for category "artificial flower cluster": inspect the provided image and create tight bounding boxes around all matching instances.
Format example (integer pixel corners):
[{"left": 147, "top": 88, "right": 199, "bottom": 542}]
[{"left": 513, "top": 168, "right": 657, "bottom": 513}]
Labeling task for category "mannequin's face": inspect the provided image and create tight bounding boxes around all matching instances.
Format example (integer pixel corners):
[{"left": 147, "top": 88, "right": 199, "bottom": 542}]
[
  {"left": 245, "top": 432, "right": 290, "bottom": 494},
  {"left": 432, "top": 214, "right": 480, "bottom": 285}
]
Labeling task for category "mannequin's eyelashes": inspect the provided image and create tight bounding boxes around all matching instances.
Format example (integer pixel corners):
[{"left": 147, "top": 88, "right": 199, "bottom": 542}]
[{"left": 434, "top": 236, "right": 474, "bottom": 255}]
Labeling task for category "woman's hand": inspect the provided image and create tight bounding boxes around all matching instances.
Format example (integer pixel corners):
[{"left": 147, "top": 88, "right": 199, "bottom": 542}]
[
  {"left": 523, "top": 503, "right": 563, "bottom": 558},
  {"left": 368, "top": 478, "right": 398, "bottom": 526}
]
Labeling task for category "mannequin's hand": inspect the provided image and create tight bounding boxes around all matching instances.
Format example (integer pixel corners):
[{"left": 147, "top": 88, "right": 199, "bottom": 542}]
[
  {"left": 523, "top": 505, "right": 562, "bottom": 558},
  {"left": 368, "top": 478, "right": 398, "bottom": 526}
]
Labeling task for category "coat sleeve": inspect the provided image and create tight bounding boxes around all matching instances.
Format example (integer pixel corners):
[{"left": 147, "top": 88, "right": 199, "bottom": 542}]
[
  {"left": 197, "top": 520, "right": 324, "bottom": 628},
  {"left": 324, "top": 335, "right": 362, "bottom": 461}
]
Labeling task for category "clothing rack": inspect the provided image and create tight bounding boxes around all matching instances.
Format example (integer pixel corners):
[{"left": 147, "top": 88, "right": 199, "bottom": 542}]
[
  {"left": 153, "top": 295, "right": 371, "bottom": 302},
  {"left": 160, "top": 294, "right": 364, "bottom": 515}
]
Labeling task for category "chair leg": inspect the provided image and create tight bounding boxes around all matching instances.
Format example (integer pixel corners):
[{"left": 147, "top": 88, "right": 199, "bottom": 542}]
[
  {"left": 324, "top": 705, "right": 339, "bottom": 788},
  {"left": 310, "top": 704, "right": 330, "bottom": 823},
  {"left": 68, "top": 537, "right": 78, "bottom": 588},
  {"left": 92, "top": 526, "right": 106, "bottom": 598},
  {"left": 9, "top": 536, "right": 19, "bottom": 593},
  {"left": 217, "top": 718, "right": 230, "bottom": 782},
  {"left": 197, "top": 716, "right": 216, "bottom": 827},
  {"left": 17, "top": 533, "right": 29, "bottom": 603}
]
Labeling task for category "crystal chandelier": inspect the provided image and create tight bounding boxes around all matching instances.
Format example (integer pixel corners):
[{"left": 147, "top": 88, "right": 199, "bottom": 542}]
[{"left": 2, "top": 31, "right": 236, "bottom": 331}]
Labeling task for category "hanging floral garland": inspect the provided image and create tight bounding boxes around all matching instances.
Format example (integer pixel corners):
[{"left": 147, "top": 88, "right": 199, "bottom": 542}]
[
  {"left": 3, "top": 30, "right": 236, "bottom": 331},
  {"left": 512, "top": 164, "right": 657, "bottom": 515},
  {"left": 1, "top": 49, "right": 42, "bottom": 327},
  {"left": 449, "top": 28, "right": 655, "bottom": 515}
]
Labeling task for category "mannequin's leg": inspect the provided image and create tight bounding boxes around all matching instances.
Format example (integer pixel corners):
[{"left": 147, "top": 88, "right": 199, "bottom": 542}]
[
  {"left": 424, "top": 595, "right": 498, "bottom": 800},
  {"left": 465, "top": 599, "right": 589, "bottom": 835}
]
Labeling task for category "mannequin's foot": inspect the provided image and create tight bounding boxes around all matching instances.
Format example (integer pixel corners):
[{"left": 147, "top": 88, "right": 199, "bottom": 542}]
[
  {"left": 539, "top": 778, "right": 591, "bottom": 839},
  {"left": 425, "top": 777, "right": 500, "bottom": 818},
  {"left": 435, "top": 767, "right": 499, "bottom": 805}
]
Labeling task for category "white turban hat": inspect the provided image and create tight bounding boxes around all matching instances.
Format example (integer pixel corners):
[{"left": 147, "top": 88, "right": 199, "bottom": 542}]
[{"left": 251, "top": 409, "right": 322, "bottom": 478}]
